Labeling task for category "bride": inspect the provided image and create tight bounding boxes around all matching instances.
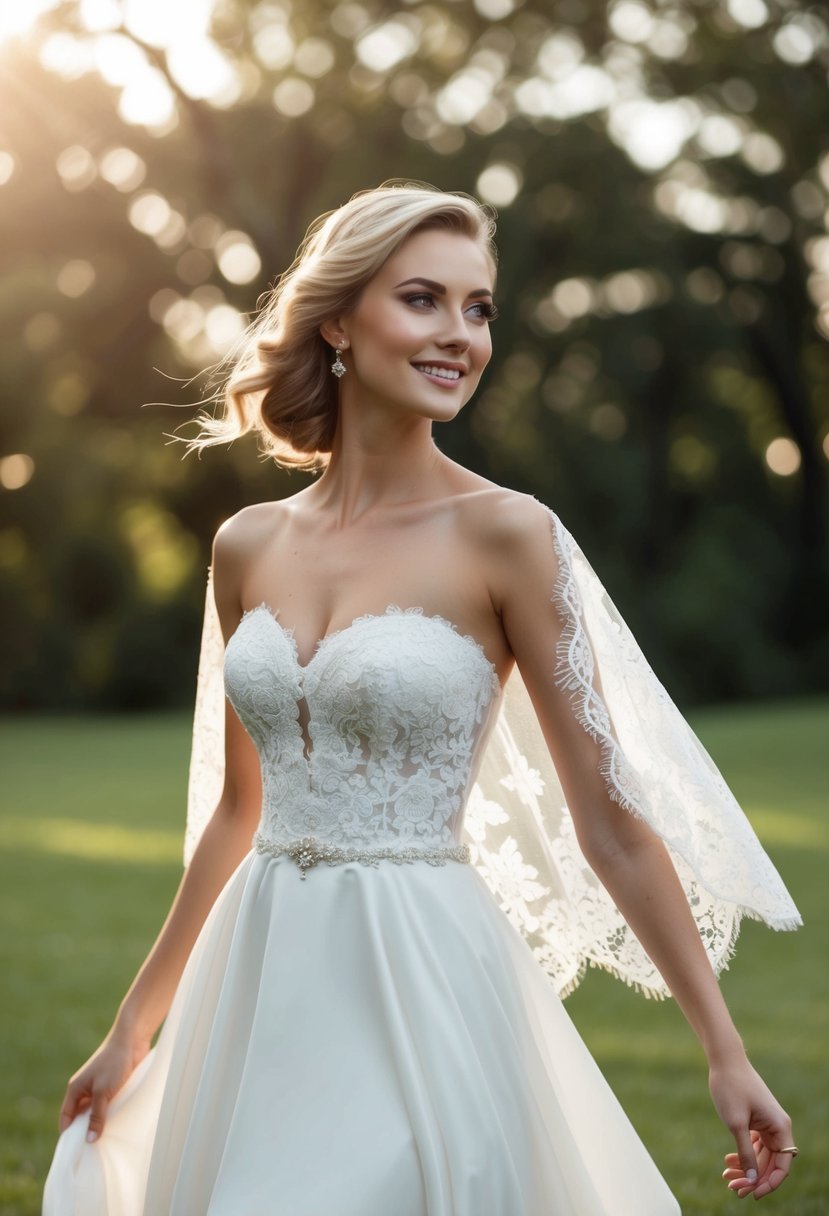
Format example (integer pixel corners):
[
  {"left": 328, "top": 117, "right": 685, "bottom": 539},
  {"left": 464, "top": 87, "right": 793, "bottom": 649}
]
[{"left": 44, "top": 182, "right": 800, "bottom": 1214}]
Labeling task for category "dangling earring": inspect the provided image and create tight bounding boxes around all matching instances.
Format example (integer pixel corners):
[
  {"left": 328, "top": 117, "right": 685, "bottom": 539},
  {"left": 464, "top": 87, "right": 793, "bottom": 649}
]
[{"left": 330, "top": 344, "right": 347, "bottom": 378}]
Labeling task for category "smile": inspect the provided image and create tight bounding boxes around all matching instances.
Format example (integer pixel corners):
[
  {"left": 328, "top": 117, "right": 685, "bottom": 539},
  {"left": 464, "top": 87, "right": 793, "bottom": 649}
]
[{"left": 412, "top": 364, "right": 463, "bottom": 384}]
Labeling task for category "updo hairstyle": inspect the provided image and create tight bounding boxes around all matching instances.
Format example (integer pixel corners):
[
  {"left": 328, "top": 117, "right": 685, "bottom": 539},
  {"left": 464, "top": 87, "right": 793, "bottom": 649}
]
[{"left": 182, "top": 181, "right": 497, "bottom": 471}]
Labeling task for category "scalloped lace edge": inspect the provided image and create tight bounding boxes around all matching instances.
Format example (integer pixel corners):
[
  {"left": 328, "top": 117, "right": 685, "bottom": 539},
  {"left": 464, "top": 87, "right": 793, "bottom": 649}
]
[
  {"left": 236, "top": 601, "right": 501, "bottom": 693},
  {"left": 543, "top": 507, "right": 801, "bottom": 952}
]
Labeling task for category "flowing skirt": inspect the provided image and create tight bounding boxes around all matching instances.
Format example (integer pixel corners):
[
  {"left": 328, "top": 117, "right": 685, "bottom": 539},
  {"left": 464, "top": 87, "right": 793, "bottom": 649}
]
[{"left": 43, "top": 850, "right": 680, "bottom": 1215}]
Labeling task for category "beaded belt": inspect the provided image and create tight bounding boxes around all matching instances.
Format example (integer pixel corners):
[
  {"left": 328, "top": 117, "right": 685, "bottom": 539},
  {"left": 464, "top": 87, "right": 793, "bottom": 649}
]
[{"left": 252, "top": 830, "right": 471, "bottom": 880}]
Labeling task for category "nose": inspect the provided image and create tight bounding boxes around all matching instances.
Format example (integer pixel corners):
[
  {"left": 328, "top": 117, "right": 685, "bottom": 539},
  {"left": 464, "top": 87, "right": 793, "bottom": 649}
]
[{"left": 437, "top": 309, "right": 472, "bottom": 351}]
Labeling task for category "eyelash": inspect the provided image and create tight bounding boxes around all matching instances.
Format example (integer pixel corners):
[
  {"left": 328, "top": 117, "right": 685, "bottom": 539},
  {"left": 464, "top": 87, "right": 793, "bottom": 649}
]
[{"left": 404, "top": 292, "right": 499, "bottom": 322}]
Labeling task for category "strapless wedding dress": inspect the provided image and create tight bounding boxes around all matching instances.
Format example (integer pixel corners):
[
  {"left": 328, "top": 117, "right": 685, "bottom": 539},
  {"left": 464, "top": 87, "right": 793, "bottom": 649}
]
[{"left": 43, "top": 604, "right": 680, "bottom": 1215}]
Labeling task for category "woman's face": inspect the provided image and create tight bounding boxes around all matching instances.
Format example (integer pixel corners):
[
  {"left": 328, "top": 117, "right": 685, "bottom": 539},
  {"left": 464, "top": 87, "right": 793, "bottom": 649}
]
[{"left": 335, "top": 227, "right": 497, "bottom": 423}]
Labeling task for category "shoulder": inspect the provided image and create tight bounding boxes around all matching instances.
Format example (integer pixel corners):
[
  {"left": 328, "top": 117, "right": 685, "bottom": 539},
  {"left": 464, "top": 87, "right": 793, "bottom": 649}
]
[
  {"left": 451, "top": 487, "right": 560, "bottom": 613},
  {"left": 212, "top": 500, "right": 285, "bottom": 563},
  {"left": 454, "top": 486, "right": 556, "bottom": 560},
  {"left": 210, "top": 497, "right": 295, "bottom": 627},
  {"left": 212, "top": 487, "right": 318, "bottom": 563}
]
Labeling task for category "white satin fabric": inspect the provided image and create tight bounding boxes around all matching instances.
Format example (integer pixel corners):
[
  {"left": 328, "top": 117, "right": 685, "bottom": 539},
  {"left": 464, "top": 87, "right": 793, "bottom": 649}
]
[{"left": 44, "top": 850, "right": 679, "bottom": 1214}]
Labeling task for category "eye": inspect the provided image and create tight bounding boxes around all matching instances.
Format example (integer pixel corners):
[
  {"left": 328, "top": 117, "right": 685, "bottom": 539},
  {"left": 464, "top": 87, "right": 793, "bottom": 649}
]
[
  {"left": 401, "top": 288, "right": 498, "bottom": 318},
  {"left": 471, "top": 301, "right": 499, "bottom": 322}
]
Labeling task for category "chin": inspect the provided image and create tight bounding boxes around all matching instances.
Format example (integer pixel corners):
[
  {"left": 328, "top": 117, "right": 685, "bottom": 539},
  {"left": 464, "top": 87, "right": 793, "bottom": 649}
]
[
  {"left": 353, "top": 371, "right": 477, "bottom": 421},
  {"left": 407, "top": 395, "right": 470, "bottom": 424},
  {"left": 404, "top": 381, "right": 478, "bottom": 420}
]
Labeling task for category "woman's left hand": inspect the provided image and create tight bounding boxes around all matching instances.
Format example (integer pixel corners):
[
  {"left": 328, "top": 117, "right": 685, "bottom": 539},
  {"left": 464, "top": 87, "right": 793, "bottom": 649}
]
[{"left": 709, "top": 1058, "right": 796, "bottom": 1200}]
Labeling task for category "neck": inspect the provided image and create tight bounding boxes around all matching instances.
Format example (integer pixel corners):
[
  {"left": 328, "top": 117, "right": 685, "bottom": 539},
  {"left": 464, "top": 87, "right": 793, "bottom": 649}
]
[{"left": 307, "top": 397, "right": 447, "bottom": 528}]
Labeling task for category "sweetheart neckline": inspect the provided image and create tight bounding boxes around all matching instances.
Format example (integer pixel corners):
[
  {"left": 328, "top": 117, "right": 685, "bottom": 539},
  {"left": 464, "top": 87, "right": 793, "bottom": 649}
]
[{"left": 230, "top": 602, "right": 502, "bottom": 685}]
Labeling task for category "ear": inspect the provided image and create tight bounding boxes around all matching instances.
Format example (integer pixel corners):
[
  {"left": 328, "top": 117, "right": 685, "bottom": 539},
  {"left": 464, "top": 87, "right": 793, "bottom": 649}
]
[{"left": 319, "top": 319, "right": 349, "bottom": 349}]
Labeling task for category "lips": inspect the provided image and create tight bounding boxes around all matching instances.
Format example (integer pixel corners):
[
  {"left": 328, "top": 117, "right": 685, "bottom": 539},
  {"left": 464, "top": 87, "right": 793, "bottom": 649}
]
[{"left": 411, "top": 363, "right": 465, "bottom": 382}]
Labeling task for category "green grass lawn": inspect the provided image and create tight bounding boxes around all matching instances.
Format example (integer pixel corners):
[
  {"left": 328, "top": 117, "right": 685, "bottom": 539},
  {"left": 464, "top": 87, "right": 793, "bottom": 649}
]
[{"left": 1, "top": 698, "right": 826, "bottom": 1215}]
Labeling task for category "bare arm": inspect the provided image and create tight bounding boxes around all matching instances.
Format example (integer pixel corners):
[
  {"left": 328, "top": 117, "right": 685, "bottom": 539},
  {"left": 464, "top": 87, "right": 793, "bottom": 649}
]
[
  {"left": 59, "top": 517, "right": 263, "bottom": 1140},
  {"left": 489, "top": 495, "right": 795, "bottom": 1202}
]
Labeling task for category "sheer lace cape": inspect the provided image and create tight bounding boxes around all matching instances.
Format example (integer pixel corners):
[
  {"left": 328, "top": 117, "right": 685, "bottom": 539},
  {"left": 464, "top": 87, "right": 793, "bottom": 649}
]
[{"left": 184, "top": 502, "right": 801, "bottom": 1000}]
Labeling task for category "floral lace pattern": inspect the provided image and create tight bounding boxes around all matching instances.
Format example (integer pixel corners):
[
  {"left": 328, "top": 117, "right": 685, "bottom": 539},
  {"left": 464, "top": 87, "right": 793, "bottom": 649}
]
[
  {"left": 185, "top": 502, "right": 801, "bottom": 1002},
  {"left": 462, "top": 504, "right": 801, "bottom": 998},
  {"left": 224, "top": 606, "right": 502, "bottom": 856}
]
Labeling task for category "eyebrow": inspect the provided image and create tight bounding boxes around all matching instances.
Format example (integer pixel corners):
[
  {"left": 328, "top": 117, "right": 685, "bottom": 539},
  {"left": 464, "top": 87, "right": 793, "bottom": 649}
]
[{"left": 394, "top": 277, "right": 494, "bottom": 299}]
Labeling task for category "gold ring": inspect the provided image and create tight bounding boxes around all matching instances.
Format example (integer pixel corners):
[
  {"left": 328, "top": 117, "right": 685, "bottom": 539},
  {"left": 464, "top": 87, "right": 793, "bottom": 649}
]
[{"left": 775, "top": 1146, "right": 799, "bottom": 1157}]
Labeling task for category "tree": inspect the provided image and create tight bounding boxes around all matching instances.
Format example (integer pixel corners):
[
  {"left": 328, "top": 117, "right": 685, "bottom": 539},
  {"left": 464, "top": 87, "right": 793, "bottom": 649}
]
[{"left": 0, "top": 0, "right": 827, "bottom": 707}]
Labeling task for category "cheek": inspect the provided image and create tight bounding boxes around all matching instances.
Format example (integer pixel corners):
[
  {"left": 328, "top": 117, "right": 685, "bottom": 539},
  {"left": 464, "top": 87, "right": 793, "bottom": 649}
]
[
  {"left": 472, "top": 330, "right": 493, "bottom": 367},
  {"left": 361, "top": 311, "right": 421, "bottom": 357}
]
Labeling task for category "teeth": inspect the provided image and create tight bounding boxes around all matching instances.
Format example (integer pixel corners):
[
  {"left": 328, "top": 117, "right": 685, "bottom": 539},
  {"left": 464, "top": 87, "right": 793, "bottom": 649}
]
[{"left": 414, "top": 364, "right": 461, "bottom": 381}]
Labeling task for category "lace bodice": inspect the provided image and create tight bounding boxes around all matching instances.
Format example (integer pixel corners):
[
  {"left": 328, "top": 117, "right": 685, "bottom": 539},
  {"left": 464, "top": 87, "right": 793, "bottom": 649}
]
[
  {"left": 224, "top": 604, "right": 503, "bottom": 855},
  {"left": 190, "top": 499, "right": 800, "bottom": 997}
]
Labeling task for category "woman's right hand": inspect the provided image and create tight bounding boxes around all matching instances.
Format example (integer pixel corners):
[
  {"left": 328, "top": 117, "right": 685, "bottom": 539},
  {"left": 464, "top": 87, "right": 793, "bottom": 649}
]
[{"left": 58, "top": 1027, "right": 152, "bottom": 1143}]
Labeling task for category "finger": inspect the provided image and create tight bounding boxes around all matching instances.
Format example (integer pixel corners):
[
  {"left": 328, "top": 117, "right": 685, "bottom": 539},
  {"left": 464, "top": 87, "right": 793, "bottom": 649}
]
[
  {"left": 732, "top": 1126, "right": 760, "bottom": 1186},
  {"left": 752, "top": 1168, "right": 787, "bottom": 1200},
  {"left": 728, "top": 1180, "right": 755, "bottom": 1198},
  {"left": 58, "top": 1081, "right": 85, "bottom": 1133},
  {"left": 723, "top": 1145, "right": 770, "bottom": 1177},
  {"left": 750, "top": 1122, "right": 795, "bottom": 1198},
  {"left": 725, "top": 1167, "right": 759, "bottom": 1193},
  {"left": 85, "top": 1090, "right": 110, "bottom": 1144},
  {"left": 724, "top": 1129, "right": 762, "bottom": 1165},
  {"left": 752, "top": 1154, "right": 793, "bottom": 1199},
  {"left": 724, "top": 1178, "right": 753, "bottom": 1194}
]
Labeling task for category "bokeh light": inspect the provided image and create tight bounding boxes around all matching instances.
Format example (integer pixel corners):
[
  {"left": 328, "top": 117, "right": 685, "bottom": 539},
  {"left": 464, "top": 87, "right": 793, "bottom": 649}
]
[
  {"left": 129, "top": 191, "right": 173, "bottom": 237},
  {"left": 98, "top": 146, "right": 147, "bottom": 191},
  {"left": 476, "top": 163, "right": 522, "bottom": 206},
  {"left": 765, "top": 438, "right": 802, "bottom": 475},
  {"left": 215, "top": 232, "right": 262, "bottom": 285},
  {"left": 56, "top": 261, "right": 96, "bottom": 298},
  {"left": 0, "top": 0, "right": 827, "bottom": 727},
  {"left": 56, "top": 145, "right": 97, "bottom": 191},
  {"left": 356, "top": 20, "right": 419, "bottom": 72},
  {"left": 727, "top": 0, "right": 769, "bottom": 30},
  {"left": 272, "top": 77, "right": 315, "bottom": 117},
  {"left": 0, "top": 1, "right": 58, "bottom": 42},
  {"left": 0, "top": 454, "right": 35, "bottom": 490}
]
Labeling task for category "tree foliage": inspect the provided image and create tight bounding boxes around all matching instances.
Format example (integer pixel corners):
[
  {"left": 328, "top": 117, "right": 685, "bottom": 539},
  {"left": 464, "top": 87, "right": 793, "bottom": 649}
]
[{"left": 0, "top": 0, "right": 827, "bottom": 708}]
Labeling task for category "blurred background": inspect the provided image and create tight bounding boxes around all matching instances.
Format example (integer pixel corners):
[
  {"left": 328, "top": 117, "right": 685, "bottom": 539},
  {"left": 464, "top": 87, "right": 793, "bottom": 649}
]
[{"left": 1, "top": 0, "right": 828, "bottom": 711}]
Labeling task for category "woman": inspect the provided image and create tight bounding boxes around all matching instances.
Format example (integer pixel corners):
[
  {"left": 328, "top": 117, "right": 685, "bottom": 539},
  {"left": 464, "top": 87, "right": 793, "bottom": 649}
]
[{"left": 44, "top": 183, "right": 801, "bottom": 1214}]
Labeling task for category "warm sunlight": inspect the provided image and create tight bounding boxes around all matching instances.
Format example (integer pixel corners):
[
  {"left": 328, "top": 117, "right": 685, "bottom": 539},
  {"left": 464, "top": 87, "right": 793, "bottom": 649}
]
[
  {"left": 3, "top": 0, "right": 237, "bottom": 129},
  {"left": 0, "top": 0, "right": 58, "bottom": 45}
]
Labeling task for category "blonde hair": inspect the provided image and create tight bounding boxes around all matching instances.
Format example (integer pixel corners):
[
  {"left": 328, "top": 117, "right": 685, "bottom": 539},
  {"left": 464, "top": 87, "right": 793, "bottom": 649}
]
[{"left": 179, "top": 181, "right": 498, "bottom": 471}]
